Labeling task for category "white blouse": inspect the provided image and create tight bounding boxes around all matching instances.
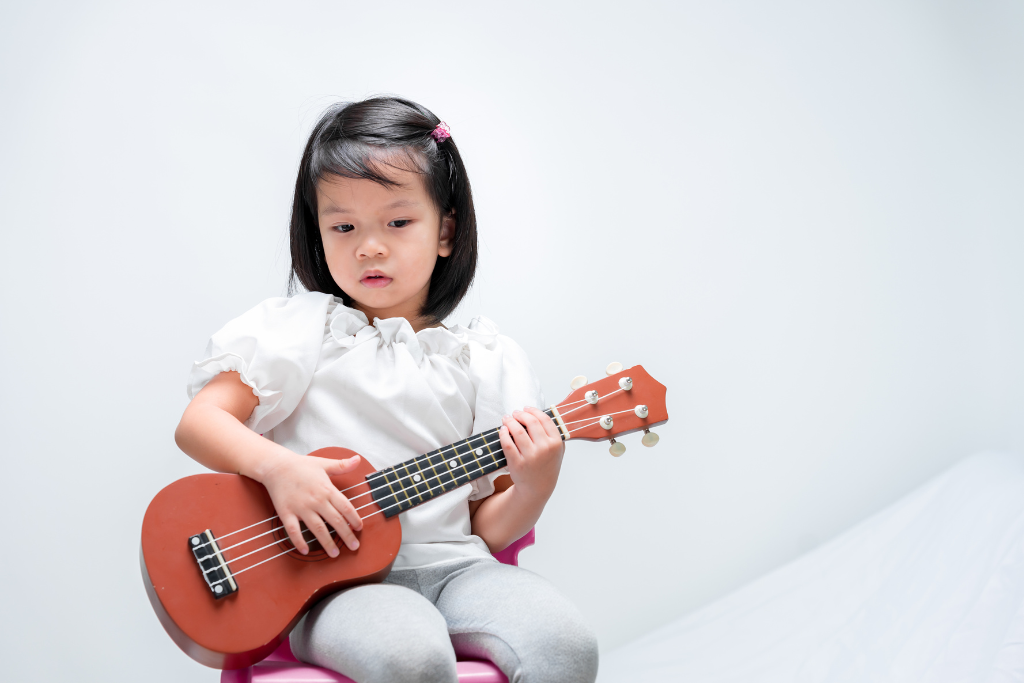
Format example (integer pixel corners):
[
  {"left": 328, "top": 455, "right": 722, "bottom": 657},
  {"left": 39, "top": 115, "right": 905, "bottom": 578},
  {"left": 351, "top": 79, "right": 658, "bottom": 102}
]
[{"left": 187, "top": 292, "right": 545, "bottom": 570}]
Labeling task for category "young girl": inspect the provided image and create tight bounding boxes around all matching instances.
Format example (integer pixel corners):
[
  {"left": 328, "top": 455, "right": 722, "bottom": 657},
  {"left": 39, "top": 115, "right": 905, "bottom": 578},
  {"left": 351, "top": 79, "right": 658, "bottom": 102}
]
[{"left": 174, "top": 96, "right": 599, "bottom": 683}]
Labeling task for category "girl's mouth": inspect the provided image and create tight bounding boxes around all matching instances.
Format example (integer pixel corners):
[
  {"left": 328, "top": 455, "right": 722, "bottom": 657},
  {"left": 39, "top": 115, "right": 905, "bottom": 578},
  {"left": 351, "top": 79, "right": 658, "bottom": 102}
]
[{"left": 360, "top": 273, "right": 393, "bottom": 289}]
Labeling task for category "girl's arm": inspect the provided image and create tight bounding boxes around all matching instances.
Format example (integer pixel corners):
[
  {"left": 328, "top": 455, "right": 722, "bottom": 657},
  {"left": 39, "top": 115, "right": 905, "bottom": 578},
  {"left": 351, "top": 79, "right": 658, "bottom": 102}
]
[
  {"left": 469, "top": 407, "right": 566, "bottom": 552},
  {"left": 174, "top": 371, "right": 363, "bottom": 557}
]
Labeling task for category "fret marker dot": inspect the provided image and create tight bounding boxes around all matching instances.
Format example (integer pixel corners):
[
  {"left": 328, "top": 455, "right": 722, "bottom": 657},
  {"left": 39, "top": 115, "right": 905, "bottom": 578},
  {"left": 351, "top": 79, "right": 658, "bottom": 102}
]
[
  {"left": 475, "top": 448, "right": 483, "bottom": 456},
  {"left": 214, "top": 585, "right": 223, "bottom": 594},
  {"left": 449, "top": 459, "right": 458, "bottom": 468},
  {"left": 191, "top": 537, "right": 200, "bottom": 546},
  {"left": 413, "top": 474, "right": 421, "bottom": 482}
]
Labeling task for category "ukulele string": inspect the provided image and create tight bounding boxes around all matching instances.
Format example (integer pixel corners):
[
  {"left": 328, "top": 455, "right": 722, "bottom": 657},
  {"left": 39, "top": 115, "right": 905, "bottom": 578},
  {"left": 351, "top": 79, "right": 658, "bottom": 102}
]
[
  {"left": 352, "top": 411, "right": 639, "bottom": 519},
  {"left": 200, "top": 399, "right": 633, "bottom": 553},
  {"left": 330, "top": 398, "right": 591, "bottom": 498},
  {"left": 210, "top": 411, "right": 636, "bottom": 584},
  {"left": 326, "top": 393, "right": 623, "bottom": 506},
  {"left": 556, "top": 387, "right": 626, "bottom": 419},
  {"left": 200, "top": 395, "right": 614, "bottom": 548}
]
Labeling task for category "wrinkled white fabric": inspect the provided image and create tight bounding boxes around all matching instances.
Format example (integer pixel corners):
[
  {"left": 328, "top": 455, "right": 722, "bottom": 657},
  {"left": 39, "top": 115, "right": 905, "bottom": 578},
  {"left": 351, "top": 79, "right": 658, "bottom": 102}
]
[{"left": 187, "top": 292, "right": 545, "bottom": 570}]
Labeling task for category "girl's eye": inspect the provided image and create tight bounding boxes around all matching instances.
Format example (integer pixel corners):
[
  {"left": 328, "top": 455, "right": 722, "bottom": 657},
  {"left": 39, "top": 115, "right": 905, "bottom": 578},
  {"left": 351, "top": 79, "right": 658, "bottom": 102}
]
[
  {"left": 334, "top": 224, "right": 354, "bottom": 233},
  {"left": 389, "top": 219, "right": 411, "bottom": 228}
]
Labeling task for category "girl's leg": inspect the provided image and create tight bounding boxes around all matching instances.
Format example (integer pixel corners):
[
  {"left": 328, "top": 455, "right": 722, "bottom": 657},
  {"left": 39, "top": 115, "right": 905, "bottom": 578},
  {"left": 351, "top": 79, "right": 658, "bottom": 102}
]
[
  {"left": 289, "top": 582, "right": 458, "bottom": 683},
  {"left": 431, "top": 561, "right": 599, "bottom": 683}
]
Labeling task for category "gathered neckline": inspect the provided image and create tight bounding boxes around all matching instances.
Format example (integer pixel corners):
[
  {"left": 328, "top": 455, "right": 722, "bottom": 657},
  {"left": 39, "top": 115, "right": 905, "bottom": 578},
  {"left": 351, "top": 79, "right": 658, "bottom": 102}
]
[{"left": 325, "top": 299, "right": 499, "bottom": 362}]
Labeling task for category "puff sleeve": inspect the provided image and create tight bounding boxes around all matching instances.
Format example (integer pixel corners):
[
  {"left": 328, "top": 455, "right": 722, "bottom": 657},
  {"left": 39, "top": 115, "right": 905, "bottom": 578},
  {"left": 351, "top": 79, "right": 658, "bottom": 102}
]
[
  {"left": 186, "top": 292, "right": 334, "bottom": 435},
  {"left": 456, "top": 317, "right": 546, "bottom": 500}
]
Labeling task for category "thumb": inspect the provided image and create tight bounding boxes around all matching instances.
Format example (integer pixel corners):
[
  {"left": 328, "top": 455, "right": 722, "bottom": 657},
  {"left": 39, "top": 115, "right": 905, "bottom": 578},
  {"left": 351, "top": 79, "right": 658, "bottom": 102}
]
[{"left": 326, "top": 454, "right": 361, "bottom": 474}]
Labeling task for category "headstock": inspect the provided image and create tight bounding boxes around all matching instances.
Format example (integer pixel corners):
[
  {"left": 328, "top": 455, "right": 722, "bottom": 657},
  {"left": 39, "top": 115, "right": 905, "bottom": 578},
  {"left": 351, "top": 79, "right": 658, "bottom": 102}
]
[{"left": 553, "top": 363, "right": 668, "bottom": 456}]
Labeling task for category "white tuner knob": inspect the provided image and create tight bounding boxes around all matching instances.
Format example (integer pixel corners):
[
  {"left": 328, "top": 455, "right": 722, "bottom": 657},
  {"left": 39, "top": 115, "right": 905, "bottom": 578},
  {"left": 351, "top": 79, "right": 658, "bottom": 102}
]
[
  {"left": 585, "top": 390, "right": 599, "bottom": 405},
  {"left": 634, "top": 405, "right": 648, "bottom": 418},
  {"left": 619, "top": 377, "right": 633, "bottom": 391},
  {"left": 570, "top": 375, "right": 588, "bottom": 390},
  {"left": 606, "top": 361, "right": 623, "bottom": 376},
  {"left": 609, "top": 439, "right": 626, "bottom": 456},
  {"left": 641, "top": 429, "right": 659, "bottom": 447},
  {"left": 600, "top": 415, "right": 614, "bottom": 430}
]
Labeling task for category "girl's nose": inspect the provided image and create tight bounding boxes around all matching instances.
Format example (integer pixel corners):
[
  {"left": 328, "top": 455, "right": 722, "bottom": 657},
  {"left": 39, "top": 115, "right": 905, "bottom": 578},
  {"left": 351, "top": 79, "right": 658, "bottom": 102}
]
[{"left": 356, "top": 234, "right": 388, "bottom": 259}]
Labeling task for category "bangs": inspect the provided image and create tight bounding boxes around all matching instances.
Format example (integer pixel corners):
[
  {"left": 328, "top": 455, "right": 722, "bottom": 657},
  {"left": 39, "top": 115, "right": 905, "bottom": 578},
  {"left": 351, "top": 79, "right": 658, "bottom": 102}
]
[{"left": 305, "top": 141, "right": 430, "bottom": 210}]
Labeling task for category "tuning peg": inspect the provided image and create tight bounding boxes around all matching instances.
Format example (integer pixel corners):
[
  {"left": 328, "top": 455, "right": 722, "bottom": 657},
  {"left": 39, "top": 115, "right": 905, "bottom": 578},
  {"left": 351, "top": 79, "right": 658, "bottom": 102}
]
[
  {"left": 608, "top": 439, "right": 626, "bottom": 457},
  {"left": 570, "top": 375, "right": 588, "bottom": 390},
  {"left": 606, "top": 362, "right": 623, "bottom": 376},
  {"left": 641, "top": 429, "right": 659, "bottom": 447}
]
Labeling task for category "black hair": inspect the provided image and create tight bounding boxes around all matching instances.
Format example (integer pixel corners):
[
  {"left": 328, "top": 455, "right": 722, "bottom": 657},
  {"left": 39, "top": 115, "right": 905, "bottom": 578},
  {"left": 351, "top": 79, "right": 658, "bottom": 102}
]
[{"left": 288, "top": 96, "right": 478, "bottom": 323}]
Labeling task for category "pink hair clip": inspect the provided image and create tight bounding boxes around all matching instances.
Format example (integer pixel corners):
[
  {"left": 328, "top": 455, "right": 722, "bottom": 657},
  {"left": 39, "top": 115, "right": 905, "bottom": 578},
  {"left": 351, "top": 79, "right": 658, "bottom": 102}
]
[{"left": 431, "top": 121, "right": 451, "bottom": 142}]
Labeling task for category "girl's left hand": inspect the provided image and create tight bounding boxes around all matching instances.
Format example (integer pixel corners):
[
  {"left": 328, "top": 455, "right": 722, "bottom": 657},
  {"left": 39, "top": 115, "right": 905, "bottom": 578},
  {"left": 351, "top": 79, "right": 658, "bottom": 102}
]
[{"left": 499, "top": 407, "right": 566, "bottom": 501}]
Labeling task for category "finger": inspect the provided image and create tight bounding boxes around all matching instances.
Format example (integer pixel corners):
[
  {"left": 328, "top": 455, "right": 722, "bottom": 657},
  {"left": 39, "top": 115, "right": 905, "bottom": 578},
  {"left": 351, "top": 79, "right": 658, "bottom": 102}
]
[
  {"left": 506, "top": 412, "right": 536, "bottom": 457},
  {"left": 321, "top": 502, "right": 360, "bottom": 552},
  {"left": 503, "top": 412, "right": 530, "bottom": 446},
  {"left": 525, "top": 406, "right": 561, "bottom": 441},
  {"left": 303, "top": 511, "right": 340, "bottom": 558},
  {"left": 514, "top": 408, "right": 548, "bottom": 446},
  {"left": 498, "top": 421, "right": 522, "bottom": 467},
  {"left": 282, "top": 514, "right": 309, "bottom": 555},
  {"left": 331, "top": 489, "right": 363, "bottom": 532}
]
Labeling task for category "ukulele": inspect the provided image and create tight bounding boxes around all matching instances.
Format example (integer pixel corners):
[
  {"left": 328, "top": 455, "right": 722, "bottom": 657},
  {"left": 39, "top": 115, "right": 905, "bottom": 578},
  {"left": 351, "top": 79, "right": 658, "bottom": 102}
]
[{"left": 140, "top": 364, "right": 668, "bottom": 669}]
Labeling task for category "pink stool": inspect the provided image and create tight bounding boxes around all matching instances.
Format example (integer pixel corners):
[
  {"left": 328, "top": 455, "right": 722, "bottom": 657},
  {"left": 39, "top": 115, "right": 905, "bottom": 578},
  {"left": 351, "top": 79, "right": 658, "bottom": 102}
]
[{"left": 221, "top": 529, "right": 536, "bottom": 683}]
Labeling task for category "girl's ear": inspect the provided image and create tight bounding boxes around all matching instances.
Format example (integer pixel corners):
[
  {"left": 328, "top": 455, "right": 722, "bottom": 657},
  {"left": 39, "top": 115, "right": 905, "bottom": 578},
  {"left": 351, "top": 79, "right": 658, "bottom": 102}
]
[{"left": 438, "top": 210, "right": 456, "bottom": 258}]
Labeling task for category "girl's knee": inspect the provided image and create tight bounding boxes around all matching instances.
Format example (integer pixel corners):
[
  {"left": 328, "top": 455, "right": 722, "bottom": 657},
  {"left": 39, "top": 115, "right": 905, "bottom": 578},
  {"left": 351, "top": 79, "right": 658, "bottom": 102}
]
[
  {"left": 291, "top": 585, "right": 459, "bottom": 683},
  {"left": 532, "top": 614, "right": 599, "bottom": 683}
]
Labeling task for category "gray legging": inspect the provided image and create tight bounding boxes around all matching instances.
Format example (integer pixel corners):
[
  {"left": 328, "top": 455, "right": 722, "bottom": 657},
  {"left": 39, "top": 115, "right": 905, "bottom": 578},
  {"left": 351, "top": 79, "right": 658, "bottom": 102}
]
[{"left": 289, "top": 557, "right": 599, "bottom": 683}]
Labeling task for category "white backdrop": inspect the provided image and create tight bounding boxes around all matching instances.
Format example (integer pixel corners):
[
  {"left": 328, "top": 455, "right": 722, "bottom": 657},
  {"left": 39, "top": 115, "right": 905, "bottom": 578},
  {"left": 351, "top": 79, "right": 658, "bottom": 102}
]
[{"left": 1, "top": 2, "right": 1022, "bottom": 681}]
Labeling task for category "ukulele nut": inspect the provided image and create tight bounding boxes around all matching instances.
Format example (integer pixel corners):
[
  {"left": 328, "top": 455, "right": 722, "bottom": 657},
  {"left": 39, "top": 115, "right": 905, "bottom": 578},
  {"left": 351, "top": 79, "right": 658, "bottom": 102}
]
[
  {"left": 635, "top": 405, "right": 648, "bottom": 418},
  {"left": 619, "top": 377, "right": 633, "bottom": 391},
  {"left": 585, "top": 390, "right": 599, "bottom": 405},
  {"left": 600, "top": 415, "right": 614, "bottom": 430}
]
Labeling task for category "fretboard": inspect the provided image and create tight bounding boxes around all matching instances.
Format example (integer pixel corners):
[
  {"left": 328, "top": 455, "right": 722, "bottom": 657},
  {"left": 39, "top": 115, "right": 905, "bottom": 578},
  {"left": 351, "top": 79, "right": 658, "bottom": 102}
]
[{"left": 366, "top": 408, "right": 562, "bottom": 518}]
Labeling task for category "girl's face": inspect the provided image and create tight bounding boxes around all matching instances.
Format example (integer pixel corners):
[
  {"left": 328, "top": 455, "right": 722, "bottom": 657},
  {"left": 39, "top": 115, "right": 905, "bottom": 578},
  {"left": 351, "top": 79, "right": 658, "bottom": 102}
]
[{"left": 316, "top": 166, "right": 454, "bottom": 329}]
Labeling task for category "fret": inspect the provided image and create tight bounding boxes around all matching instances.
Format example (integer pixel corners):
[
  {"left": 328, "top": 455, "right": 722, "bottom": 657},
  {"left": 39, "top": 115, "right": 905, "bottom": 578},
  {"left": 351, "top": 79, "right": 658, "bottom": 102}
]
[
  {"left": 469, "top": 430, "right": 505, "bottom": 475},
  {"left": 422, "top": 449, "right": 446, "bottom": 492},
  {"left": 385, "top": 468, "right": 413, "bottom": 514},
  {"left": 367, "top": 469, "right": 399, "bottom": 517},
  {"left": 465, "top": 434, "right": 489, "bottom": 476},
  {"left": 426, "top": 449, "right": 457, "bottom": 492},
  {"left": 365, "top": 418, "right": 526, "bottom": 518},
  {"left": 451, "top": 440, "right": 476, "bottom": 484},
  {"left": 398, "top": 460, "right": 424, "bottom": 505},
  {"left": 410, "top": 454, "right": 432, "bottom": 499},
  {"left": 480, "top": 427, "right": 504, "bottom": 470}
]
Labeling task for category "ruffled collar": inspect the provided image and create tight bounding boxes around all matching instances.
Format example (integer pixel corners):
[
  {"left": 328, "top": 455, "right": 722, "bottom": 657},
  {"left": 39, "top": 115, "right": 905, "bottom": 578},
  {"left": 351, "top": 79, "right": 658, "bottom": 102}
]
[{"left": 326, "top": 301, "right": 498, "bottom": 364}]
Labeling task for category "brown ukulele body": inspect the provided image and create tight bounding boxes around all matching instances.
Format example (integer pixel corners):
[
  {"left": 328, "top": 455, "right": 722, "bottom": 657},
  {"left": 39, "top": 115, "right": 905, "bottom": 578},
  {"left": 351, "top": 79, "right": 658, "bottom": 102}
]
[{"left": 139, "top": 447, "right": 401, "bottom": 669}]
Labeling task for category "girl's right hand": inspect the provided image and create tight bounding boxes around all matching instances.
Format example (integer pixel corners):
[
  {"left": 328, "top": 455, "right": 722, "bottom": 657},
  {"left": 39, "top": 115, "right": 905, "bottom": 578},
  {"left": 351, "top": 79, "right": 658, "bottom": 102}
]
[{"left": 257, "top": 451, "right": 364, "bottom": 557}]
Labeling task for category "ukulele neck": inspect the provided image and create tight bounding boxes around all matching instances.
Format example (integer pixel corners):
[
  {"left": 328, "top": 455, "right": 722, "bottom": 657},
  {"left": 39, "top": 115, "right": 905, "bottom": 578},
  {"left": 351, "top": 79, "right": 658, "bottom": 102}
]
[{"left": 366, "top": 407, "right": 567, "bottom": 518}]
